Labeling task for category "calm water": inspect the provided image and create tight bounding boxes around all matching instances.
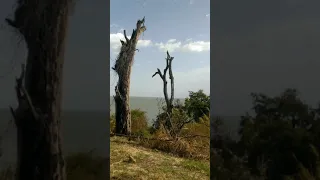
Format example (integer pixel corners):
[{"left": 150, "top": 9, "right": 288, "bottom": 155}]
[
  {"left": 109, "top": 96, "right": 181, "bottom": 124},
  {"left": 0, "top": 96, "right": 180, "bottom": 167},
  {"left": 0, "top": 96, "right": 242, "bottom": 167}
]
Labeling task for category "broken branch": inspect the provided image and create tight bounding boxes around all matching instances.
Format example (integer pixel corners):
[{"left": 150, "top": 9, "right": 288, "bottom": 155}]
[
  {"left": 152, "top": 68, "right": 163, "bottom": 78},
  {"left": 123, "top": 30, "right": 129, "bottom": 43}
]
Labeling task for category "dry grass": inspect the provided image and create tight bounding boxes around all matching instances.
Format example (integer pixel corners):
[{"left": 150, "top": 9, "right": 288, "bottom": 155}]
[
  {"left": 110, "top": 136, "right": 210, "bottom": 180},
  {"left": 136, "top": 119, "right": 210, "bottom": 160}
]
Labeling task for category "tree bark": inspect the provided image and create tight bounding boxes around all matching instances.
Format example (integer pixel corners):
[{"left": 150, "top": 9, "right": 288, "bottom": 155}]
[
  {"left": 113, "top": 18, "right": 146, "bottom": 135},
  {"left": 6, "top": 0, "right": 71, "bottom": 179}
]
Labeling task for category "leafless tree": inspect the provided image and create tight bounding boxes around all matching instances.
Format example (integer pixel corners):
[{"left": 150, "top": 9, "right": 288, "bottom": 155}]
[
  {"left": 112, "top": 17, "right": 146, "bottom": 135},
  {"left": 6, "top": 0, "right": 73, "bottom": 179},
  {"left": 152, "top": 51, "right": 176, "bottom": 137}
]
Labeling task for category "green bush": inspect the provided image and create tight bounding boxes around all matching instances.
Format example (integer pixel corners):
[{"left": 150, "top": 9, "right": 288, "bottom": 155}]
[
  {"left": 184, "top": 90, "right": 210, "bottom": 122},
  {"left": 131, "top": 109, "right": 148, "bottom": 135},
  {"left": 110, "top": 109, "right": 149, "bottom": 137}
]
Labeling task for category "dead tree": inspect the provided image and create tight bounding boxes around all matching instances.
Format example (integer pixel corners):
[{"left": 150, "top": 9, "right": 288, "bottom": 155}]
[
  {"left": 152, "top": 51, "right": 175, "bottom": 137},
  {"left": 6, "top": 0, "right": 72, "bottom": 179},
  {"left": 112, "top": 17, "right": 146, "bottom": 135}
]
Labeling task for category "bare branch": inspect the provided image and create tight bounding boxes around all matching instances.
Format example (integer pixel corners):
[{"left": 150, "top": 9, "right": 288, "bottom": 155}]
[
  {"left": 123, "top": 30, "right": 129, "bottom": 43},
  {"left": 152, "top": 51, "right": 176, "bottom": 136},
  {"left": 152, "top": 68, "right": 162, "bottom": 78}
]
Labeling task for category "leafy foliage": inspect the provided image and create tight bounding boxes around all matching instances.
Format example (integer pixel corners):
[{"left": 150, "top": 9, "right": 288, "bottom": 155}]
[
  {"left": 212, "top": 88, "right": 320, "bottom": 180},
  {"left": 184, "top": 90, "right": 210, "bottom": 122},
  {"left": 110, "top": 109, "right": 149, "bottom": 136}
]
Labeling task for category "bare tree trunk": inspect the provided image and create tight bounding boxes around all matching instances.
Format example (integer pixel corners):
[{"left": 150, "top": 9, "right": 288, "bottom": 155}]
[
  {"left": 6, "top": 0, "right": 72, "bottom": 179},
  {"left": 152, "top": 51, "right": 175, "bottom": 137},
  {"left": 112, "top": 17, "right": 146, "bottom": 135}
]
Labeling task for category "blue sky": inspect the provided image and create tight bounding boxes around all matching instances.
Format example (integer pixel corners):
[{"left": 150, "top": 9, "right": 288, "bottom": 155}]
[{"left": 110, "top": 0, "right": 210, "bottom": 98}]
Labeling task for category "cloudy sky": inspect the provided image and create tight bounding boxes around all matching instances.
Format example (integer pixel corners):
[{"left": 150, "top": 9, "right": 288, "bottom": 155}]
[
  {"left": 212, "top": 0, "right": 320, "bottom": 116},
  {"left": 110, "top": 0, "right": 210, "bottom": 98}
]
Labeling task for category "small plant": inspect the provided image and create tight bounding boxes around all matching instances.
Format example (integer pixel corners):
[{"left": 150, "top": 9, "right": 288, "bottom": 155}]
[{"left": 110, "top": 109, "right": 149, "bottom": 137}]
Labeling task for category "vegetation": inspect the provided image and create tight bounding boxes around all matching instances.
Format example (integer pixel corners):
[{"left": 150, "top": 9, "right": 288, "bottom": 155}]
[
  {"left": 0, "top": 152, "right": 108, "bottom": 180},
  {"left": 185, "top": 90, "right": 210, "bottom": 122},
  {"left": 111, "top": 109, "right": 150, "bottom": 137},
  {"left": 110, "top": 19, "right": 210, "bottom": 178},
  {"left": 111, "top": 48, "right": 210, "bottom": 178},
  {"left": 110, "top": 136, "right": 209, "bottom": 180},
  {"left": 110, "top": 89, "right": 210, "bottom": 179},
  {"left": 211, "top": 88, "right": 320, "bottom": 180}
]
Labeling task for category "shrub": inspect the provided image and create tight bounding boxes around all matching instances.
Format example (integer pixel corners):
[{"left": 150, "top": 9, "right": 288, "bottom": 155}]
[
  {"left": 110, "top": 109, "right": 149, "bottom": 136},
  {"left": 184, "top": 90, "right": 210, "bottom": 122},
  {"left": 139, "top": 114, "right": 210, "bottom": 160},
  {"left": 131, "top": 109, "right": 148, "bottom": 135}
]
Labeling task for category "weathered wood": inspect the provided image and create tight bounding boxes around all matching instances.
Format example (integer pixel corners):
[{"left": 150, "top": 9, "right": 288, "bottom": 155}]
[
  {"left": 152, "top": 51, "right": 175, "bottom": 136},
  {"left": 6, "top": 0, "right": 72, "bottom": 179},
  {"left": 113, "top": 17, "right": 146, "bottom": 135}
]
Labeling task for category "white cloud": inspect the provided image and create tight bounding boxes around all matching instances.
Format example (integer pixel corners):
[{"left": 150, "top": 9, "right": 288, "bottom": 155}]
[
  {"left": 155, "top": 39, "right": 210, "bottom": 53},
  {"left": 182, "top": 41, "right": 210, "bottom": 52},
  {"left": 110, "top": 30, "right": 209, "bottom": 54},
  {"left": 110, "top": 33, "right": 125, "bottom": 53},
  {"left": 137, "top": 40, "right": 153, "bottom": 47},
  {"left": 155, "top": 39, "right": 181, "bottom": 52},
  {"left": 110, "top": 33, "right": 153, "bottom": 54}
]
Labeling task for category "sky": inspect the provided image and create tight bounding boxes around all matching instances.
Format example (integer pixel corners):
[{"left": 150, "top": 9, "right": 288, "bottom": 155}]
[
  {"left": 0, "top": 0, "right": 109, "bottom": 110},
  {"left": 110, "top": 0, "right": 210, "bottom": 98},
  {"left": 212, "top": 0, "right": 320, "bottom": 116},
  {"left": 2, "top": 0, "right": 318, "bottom": 116}
]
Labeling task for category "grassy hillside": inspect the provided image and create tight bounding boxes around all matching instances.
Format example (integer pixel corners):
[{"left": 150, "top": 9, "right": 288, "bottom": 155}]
[{"left": 110, "top": 136, "right": 210, "bottom": 180}]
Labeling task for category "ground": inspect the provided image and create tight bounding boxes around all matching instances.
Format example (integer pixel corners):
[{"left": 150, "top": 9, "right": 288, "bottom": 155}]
[{"left": 110, "top": 136, "right": 210, "bottom": 180}]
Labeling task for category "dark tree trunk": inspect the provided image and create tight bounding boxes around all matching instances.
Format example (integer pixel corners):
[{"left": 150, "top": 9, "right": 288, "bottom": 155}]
[
  {"left": 6, "top": 0, "right": 71, "bottom": 179},
  {"left": 152, "top": 51, "right": 175, "bottom": 137},
  {"left": 113, "top": 18, "right": 146, "bottom": 135}
]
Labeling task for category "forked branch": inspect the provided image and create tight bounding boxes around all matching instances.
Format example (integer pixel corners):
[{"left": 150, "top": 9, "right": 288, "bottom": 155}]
[{"left": 152, "top": 51, "right": 174, "bottom": 112}]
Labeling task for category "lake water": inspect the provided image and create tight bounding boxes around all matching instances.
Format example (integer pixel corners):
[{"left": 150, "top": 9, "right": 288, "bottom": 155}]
[
  {"left": 0, "top": 96, "right": 242, "bottom": 167},
  {"left": 0, "top": 96, "right": 180, "bottom": 167}
]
